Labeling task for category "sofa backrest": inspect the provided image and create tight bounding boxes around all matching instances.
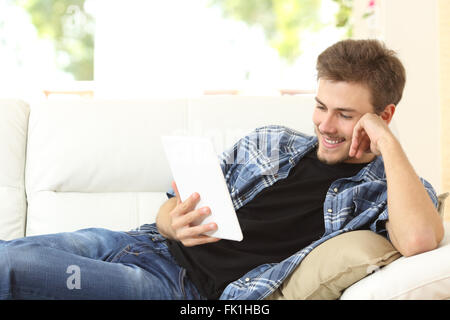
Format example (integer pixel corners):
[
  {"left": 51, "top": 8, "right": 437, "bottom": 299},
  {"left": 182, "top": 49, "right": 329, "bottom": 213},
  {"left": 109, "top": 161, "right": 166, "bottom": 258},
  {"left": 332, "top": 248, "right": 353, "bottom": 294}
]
[{"left": 18, "top": 95, "right": 316, "bottom": 237}]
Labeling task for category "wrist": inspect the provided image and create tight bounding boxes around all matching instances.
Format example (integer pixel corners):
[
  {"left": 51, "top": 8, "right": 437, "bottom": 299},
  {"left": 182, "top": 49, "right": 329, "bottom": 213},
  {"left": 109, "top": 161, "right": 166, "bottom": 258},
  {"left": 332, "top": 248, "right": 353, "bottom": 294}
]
[
  {"left": 378, "top": 133, "right": 400, "bottom": 154},
  {"left": 156, "top": 199, "right": 178, "bottom": 239},
  {"left": 155, "top": 217, "right": 171, "bottom": 238}
]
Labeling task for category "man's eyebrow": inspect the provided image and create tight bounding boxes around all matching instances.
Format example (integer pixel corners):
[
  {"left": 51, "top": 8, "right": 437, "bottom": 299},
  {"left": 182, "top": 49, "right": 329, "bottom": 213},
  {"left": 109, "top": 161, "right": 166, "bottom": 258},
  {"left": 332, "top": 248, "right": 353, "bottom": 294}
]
[{"left": 314, "top": 97, "right": 357, "bottom": 113}]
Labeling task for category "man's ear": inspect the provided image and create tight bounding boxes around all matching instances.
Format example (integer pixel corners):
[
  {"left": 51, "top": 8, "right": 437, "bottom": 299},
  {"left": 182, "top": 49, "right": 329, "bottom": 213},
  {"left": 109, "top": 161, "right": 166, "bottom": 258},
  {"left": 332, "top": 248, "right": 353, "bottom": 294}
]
[{"left": 380, "top": 104, "right": 396, "bottom": 124}]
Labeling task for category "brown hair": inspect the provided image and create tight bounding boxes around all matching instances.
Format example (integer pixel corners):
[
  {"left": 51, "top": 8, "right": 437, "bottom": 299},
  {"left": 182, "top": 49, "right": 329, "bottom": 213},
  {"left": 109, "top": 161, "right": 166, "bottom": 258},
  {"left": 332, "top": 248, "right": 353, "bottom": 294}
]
[{"left": 316, "top": 39, "right": 406, "bottom": 114}]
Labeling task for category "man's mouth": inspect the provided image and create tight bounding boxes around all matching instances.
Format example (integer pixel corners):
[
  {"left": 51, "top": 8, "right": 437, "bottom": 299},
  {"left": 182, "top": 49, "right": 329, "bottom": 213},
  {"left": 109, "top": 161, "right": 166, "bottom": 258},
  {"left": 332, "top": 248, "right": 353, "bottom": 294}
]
[{"left": 322, "top": 136, "right": 346, "bottom": 148}]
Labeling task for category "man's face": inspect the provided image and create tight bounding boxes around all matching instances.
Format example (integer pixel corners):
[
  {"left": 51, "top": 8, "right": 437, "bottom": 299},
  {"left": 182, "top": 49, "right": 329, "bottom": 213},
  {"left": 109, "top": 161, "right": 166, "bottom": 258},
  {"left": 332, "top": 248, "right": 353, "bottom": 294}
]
[{"left": 312, "top": 79, "right": 376, "bottom": 165}]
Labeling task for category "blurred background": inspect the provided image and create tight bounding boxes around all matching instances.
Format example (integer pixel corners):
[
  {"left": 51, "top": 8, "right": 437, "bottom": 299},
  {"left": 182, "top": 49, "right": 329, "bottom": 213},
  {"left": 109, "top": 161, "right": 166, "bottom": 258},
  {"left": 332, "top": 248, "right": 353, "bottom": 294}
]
[
  {"left": 0, "top": 0, "right": 449, "bottom": 218},
  {"left": 0, "top": 0, "right": 377, "bottom": 98}
]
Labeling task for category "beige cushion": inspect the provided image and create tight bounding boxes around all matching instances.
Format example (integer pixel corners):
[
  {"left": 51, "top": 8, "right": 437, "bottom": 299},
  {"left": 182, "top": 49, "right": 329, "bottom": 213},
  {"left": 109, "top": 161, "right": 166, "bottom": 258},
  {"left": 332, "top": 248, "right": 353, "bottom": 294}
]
[{"left": 266, "top": 230, "right": 401, "bottom": 300}]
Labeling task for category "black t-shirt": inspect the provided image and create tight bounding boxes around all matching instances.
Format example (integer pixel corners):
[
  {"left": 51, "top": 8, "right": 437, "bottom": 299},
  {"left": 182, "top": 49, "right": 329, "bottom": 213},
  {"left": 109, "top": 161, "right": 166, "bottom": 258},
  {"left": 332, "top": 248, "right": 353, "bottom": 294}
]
[{"left": 167, "top": 147, "right": 366, "bottom": 299}]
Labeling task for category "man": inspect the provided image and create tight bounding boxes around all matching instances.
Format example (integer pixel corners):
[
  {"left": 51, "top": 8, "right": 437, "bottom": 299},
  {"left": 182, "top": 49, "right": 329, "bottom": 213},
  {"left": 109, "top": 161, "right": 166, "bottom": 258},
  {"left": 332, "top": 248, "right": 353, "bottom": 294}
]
[
  {"left": 0, "top": 39, "right": 444, "bottom": 300},
  {"left": 156, "top": 39, "right": 444, "bottom": 300}
]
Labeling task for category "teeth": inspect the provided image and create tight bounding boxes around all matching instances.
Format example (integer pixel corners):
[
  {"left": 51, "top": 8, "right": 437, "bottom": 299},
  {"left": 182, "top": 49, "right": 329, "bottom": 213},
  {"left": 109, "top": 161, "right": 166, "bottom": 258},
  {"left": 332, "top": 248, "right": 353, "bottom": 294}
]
[{"left": 325, "top": 138, "right": 344, "bottom": 145}]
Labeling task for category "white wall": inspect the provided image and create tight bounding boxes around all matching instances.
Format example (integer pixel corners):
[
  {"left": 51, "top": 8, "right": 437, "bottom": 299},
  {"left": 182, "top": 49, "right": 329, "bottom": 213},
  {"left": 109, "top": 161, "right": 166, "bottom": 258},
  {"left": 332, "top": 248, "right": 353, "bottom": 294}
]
[{"left": 379, "top": 0, "right": 441, "bottom": 192}]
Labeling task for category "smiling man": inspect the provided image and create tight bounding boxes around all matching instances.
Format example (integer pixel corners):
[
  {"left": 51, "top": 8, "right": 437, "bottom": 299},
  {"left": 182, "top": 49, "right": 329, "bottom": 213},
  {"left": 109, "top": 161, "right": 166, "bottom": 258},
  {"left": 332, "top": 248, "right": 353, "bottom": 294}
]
[{"left": 0, "top": 39, "right": 444, "bottom": 301}]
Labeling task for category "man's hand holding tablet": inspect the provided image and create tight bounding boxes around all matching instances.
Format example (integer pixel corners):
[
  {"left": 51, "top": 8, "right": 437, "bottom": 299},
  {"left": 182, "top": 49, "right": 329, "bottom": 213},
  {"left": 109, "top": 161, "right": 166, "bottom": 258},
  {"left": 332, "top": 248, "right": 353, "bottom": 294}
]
[{"left": 167, "top": 180, "right": 221, "bottom": 247}]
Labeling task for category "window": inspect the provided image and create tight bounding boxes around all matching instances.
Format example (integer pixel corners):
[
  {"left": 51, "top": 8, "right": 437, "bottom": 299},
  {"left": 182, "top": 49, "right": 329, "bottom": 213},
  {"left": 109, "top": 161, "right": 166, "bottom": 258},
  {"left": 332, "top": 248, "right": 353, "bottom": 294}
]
[{"left": 1, "top": 0, "right": 366, "bottom": 99}]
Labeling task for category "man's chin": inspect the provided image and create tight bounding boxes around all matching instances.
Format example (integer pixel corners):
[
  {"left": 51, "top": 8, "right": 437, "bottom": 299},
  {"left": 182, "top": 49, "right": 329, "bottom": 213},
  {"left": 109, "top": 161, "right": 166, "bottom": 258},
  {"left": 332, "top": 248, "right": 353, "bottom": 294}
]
[{"left": 316, "top": 148, "right": 351, "bottom": 165}]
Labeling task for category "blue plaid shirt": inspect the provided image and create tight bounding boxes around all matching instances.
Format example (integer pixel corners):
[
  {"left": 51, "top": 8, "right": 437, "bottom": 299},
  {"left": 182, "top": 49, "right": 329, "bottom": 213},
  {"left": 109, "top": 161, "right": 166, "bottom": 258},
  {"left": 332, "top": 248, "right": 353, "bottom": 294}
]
[{"left": 164, "top": 125, "right": 438, "bottom": 300}]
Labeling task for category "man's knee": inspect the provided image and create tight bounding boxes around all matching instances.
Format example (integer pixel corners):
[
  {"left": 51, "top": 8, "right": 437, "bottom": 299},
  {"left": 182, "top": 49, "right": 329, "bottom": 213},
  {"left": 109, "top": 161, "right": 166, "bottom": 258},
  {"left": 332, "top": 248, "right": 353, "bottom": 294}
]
[{"left": 0, "top": 244, "right": 32, "bottom": 274}]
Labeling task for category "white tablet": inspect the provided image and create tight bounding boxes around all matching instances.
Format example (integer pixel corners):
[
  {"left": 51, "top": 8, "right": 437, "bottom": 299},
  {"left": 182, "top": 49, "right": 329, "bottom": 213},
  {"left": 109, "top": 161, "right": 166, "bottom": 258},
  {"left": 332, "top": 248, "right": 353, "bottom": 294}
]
[{"left": 161, "top": 136, "right": 243, "bottom": 242}]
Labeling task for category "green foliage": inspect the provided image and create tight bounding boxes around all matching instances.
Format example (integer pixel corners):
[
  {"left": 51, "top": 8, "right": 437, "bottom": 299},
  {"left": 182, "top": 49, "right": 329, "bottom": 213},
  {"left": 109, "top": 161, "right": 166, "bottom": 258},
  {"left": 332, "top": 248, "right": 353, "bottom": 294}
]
[
  {"left": 332, "top": 0, "right": 353, "bottom": 37},
  {"left": 209, "top": 0, "right": 354, "bottom": 64},
  {"left": 16, "top": 0, "right": 94, "bottom": 80},
  {"left": 14, "top": 0, "right": 354, "bottom": 79}
]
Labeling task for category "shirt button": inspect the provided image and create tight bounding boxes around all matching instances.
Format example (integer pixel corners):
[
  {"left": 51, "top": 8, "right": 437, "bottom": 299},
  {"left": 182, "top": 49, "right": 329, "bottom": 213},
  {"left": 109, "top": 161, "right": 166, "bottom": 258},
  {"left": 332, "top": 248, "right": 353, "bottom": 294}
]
[
  {"left": 327, "top": 208, "right": 333, "bottom": 213},
  {"left": 333, "top": 188, "right": 338, "bottom": 193},
  {"left": 245, "top": 277, "right": 250, "bottom": 282}
]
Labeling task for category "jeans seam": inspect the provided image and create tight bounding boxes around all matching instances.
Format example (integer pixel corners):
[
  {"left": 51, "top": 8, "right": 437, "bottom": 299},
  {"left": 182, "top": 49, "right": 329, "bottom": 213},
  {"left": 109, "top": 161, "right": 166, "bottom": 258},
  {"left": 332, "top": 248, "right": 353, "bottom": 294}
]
[{"left": 178, "top": 268, "right": 187, "bottom": 299}]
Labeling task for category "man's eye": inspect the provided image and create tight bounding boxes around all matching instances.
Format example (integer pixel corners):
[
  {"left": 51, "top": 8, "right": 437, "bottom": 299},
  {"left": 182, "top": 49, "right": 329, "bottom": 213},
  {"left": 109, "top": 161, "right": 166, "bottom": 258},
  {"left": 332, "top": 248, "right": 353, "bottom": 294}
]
[
  {"left": 340, "top": 114, "right": 352, "bottom": 119},
  {"left": 316, "top": 105, "right": 326, "bottom": 110}
]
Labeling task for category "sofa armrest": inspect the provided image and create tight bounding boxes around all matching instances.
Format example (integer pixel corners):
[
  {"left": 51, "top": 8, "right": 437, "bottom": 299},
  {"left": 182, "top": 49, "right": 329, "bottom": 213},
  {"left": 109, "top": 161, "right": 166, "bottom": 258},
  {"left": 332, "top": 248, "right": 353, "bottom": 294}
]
[
  {"left": 0, "top": 99, "right": 29, "bottom": 240},
  {"left": 340, "top": 221, "right": 450, "bottom": 299}
]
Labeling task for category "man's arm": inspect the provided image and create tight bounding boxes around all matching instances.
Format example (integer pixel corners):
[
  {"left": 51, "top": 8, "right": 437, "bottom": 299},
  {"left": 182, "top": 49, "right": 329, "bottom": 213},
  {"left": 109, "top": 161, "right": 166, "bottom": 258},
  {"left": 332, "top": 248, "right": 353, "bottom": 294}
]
[
  {"left": 378, "top": 135, "right": 444, "bottom": 256},
  {"left": 156, "top": 181, "right": 221, "bottom": 247},
  {"left": 350, "top": 113, "right": 444, "bottom": 257}
]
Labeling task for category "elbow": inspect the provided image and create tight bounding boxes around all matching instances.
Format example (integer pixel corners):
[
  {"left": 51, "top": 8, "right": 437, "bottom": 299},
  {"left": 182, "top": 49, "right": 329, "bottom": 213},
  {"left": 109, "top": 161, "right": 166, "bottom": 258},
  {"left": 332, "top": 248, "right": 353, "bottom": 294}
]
[{"left": 401, "top": 231, "right": 441, "bottom": 257}]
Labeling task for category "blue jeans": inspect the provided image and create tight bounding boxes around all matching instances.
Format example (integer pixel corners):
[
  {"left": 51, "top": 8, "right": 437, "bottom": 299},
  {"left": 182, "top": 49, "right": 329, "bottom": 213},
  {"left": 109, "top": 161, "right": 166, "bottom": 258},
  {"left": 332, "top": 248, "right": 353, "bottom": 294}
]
[{"left": 0, "top": 224, "right": 205, "bottom": 300}]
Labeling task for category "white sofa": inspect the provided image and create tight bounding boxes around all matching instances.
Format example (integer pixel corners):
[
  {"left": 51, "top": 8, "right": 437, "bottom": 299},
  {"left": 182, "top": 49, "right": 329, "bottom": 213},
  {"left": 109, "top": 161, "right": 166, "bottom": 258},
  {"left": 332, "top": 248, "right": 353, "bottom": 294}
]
[{"left": 1, "top": 97, "right": 449, "bottom": 299}]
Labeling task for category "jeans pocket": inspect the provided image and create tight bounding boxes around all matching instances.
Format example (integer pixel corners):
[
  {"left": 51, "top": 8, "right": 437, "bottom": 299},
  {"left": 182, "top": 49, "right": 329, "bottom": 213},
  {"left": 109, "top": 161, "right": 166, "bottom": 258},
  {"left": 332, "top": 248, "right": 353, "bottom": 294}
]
[
  {"left": 109, "top": 242, "right": 155, "bottom": 263},
  {"left": 108, "top": 244, "right": 132, "bottom": 262},
  {"left": 126, "top": 224, "right": 166, "bottom": 243}
]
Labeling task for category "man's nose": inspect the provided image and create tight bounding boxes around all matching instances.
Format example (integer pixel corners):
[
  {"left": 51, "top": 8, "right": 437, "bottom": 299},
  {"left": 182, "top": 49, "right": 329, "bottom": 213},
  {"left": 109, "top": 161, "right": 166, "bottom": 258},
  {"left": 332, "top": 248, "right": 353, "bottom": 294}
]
[{"left": 318, "top": 114, "right": 338, "bottom": 135}]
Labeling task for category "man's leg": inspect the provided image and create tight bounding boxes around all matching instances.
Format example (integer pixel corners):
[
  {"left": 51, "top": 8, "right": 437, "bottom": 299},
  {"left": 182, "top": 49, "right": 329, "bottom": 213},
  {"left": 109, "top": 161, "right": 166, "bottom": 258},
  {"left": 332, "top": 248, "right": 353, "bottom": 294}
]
[{"left": 0, "top": 227, "right": 203, "bottom": 300}]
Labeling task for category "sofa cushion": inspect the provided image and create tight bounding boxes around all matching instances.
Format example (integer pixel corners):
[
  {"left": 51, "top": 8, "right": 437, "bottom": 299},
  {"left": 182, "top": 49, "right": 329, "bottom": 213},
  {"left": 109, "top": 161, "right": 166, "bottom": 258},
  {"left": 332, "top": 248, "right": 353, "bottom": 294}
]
[
  {"left": 267, "top": 230, "right": 401, "bottom": 300},
  {"left": 25, "top": 99, "right": 187, "bottom": 235},
  {"left": 25, "top": 191, "right": 168, "bottom": 236},
  {"left": 0, "top": 100, "right": 29, "bottom": 240}
]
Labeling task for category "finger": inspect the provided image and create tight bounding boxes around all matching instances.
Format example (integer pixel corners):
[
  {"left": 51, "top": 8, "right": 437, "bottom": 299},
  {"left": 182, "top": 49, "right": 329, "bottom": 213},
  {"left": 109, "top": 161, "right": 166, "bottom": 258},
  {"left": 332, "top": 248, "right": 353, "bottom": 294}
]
[
  {"left": 352, "top": 130, "right": 366, "bottom": 159},
  {"left": 356, "top": 135, "right": 371, "bottom": 159},
  {"left": 171, "top": 192, "right": 200, "bottom": 217},
  {"left": 177, "top": 222, "right": 217, "bottom": 240},
  {"left": 171, "top": 180, "right": 181, "bottom": 205},
  {"left": 182, "top": 235, "right": 221, "bottom": 247},
  {"left": 349, "top": 122, "right": 363, "bottom": 157},
  {"left": 172, "top": 206, "right": 210, "bottom": 230}
]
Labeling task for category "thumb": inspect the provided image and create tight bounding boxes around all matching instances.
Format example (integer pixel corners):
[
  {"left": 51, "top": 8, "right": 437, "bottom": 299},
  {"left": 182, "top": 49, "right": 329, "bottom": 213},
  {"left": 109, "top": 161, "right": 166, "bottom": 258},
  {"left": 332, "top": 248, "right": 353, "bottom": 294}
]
[{"left": 171, "top": 180, "right": 181, "bottom": 205}]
